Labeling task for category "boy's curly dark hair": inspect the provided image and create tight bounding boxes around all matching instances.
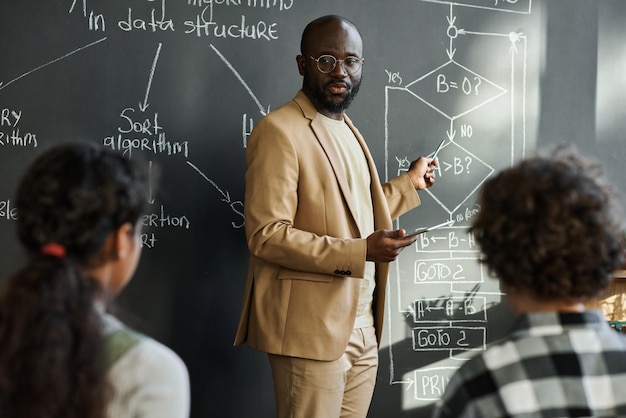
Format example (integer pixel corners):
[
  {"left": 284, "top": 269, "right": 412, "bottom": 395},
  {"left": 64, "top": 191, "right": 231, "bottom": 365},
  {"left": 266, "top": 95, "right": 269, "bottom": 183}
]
[{"left": 469, "top": 144, "right": 625, "bottom": 301}]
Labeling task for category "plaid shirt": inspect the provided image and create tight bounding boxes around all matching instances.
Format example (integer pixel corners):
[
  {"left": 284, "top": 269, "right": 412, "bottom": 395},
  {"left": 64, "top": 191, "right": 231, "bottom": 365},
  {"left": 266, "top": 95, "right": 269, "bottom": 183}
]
[{"left": 431, "top": 310, "right": 626, "bottom": 418}]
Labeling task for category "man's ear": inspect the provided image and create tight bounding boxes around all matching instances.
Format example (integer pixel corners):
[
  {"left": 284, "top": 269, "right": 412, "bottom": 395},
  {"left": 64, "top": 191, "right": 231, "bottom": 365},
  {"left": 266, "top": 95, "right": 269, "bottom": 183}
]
[
  {"left": 113, "top": 222, "right": 135, "bottom": 259},
  {"left": 296, "top": 55, "right": 306, "bottom": 76}
]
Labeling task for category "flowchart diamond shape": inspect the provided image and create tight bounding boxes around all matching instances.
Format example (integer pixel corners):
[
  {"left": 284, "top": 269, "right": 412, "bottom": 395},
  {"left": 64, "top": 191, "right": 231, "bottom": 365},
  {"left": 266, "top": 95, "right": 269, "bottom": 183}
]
[{"left": 405, "top": 60, "right": 508, "bottom": 120}]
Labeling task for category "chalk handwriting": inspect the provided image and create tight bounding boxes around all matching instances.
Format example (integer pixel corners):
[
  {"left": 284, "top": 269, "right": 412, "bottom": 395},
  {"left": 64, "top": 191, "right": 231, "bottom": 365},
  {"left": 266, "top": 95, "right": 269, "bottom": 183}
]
[
  {"left": 185, "top": 8, "right": 279, "bottom": 40},
  {"left": 67, "top": 0, "right": 293, "bottom": 40},
  {"left": 141, "top": 232, "right": 158, "bottom": 248},
  {"left": 103, "top": 107, "right": 188, "bottom": 158},
  {"left": 187, "top": 0, "right": 294, "bottom": 11},
  {"left": 242, "top": 114, "right": 254, "bottom": 148},
  {"left": 141, "top": 204, "right": 190, "bottom": 229},
  {"left": 0, "top": 199, "right": 18, "bottom": 221},
  {"left": 0, "top": 109, "right": 22, "bottom": 127},
  {"left": 385, "top": 69, "right": 403, "bottom": 85},
  {"left": 138, "top": 204, "right": 191, "bottom": 249},
  {"left": 103, "top": 133, "right": 188, "bottom": 158},
  {"left": 69, "top": 0, "right": 105, "bottom": 31},
  {"left": 0, "top": 130, "right": 37, "bottom": 148},
  {"left": 118, "top": 0, "right": 175, "bottom": 33}
]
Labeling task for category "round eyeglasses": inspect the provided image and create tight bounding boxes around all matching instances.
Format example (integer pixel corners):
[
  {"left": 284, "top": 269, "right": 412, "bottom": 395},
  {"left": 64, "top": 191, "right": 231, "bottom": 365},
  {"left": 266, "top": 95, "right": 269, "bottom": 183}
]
[{"left": 307, "top": 54, "right": 364, "bottom": 75}]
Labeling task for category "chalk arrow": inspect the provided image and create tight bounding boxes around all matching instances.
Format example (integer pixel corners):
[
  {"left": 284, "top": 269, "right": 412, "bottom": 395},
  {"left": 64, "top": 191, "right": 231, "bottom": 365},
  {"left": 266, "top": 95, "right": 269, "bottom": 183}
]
[
  {"left": 139, "top": 43, "right": 162, "bottom": 112},
  {"left": 210, "top": 44, "right": 270, "bottom": 116},
  {"left": 392, "top": 379, "right": 415, "bottom": 391},
  {"left": 446, "top": 4, "right": 457, "bottom": 60},
  {"left": 187, "top": 160, "right": 245, "bottom": 228},
  {"left": 0, "top": 37, "right": 107, "bottom": 92},
  {"left": 430, "top": 235, "right": 446, "bottom": 243},
  {"left": 186, "top": 161, "right": 232, "bottom": 203},
  {"left": 447, "top": 120, "right": 457, "bottom": 141},
  {"left": 446, "top": 47, "right": 456, "bottom": 60}
]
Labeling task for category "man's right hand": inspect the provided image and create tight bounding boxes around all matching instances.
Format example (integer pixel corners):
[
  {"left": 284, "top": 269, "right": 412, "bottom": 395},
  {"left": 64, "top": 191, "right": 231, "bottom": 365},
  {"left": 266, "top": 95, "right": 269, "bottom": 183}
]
[{"left": 366, "top": 229, "right": 417, "bottom": 263}]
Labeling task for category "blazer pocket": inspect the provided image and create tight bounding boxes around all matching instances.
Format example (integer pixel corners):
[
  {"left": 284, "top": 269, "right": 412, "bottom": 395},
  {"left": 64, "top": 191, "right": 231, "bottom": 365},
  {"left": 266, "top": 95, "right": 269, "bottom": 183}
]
[{"left": 277, "top": 267, "right": 335, "bottom": 283}]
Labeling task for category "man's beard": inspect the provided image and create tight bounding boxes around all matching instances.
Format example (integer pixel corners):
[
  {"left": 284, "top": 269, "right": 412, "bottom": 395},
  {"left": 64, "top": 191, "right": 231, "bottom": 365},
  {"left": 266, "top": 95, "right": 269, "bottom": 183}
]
[{"left": 303, "top": 76, "right": 362, "bottom": 114}]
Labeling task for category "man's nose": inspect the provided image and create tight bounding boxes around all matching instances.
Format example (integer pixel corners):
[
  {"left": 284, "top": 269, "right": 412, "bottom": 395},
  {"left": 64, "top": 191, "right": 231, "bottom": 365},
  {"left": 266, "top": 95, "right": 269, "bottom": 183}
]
[{"left": 330, "top": 60, "right": 348, "bottom": 76}]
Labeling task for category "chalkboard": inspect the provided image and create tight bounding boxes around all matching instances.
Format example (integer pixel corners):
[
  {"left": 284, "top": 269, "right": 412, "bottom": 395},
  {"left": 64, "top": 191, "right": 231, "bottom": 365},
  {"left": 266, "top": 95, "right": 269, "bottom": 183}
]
[{"left": 1, "top": 1, "right": 625, "bottom": 417}]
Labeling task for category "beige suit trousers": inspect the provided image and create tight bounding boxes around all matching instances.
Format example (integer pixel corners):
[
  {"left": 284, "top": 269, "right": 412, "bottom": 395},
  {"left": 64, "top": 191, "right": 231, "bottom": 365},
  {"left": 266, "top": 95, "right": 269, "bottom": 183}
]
[{"left": 268, "top": 326, "right": 378, "bottom": 418}]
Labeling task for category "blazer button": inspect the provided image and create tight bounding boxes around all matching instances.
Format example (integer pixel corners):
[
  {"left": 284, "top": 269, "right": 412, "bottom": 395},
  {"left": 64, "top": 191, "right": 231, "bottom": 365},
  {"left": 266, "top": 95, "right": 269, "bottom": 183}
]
[
  {"left": 346, "top": 270, "right": 352, "bottom": 275},
  {"left": 335, "top": 269, "right": 341, "bottom": 275}
]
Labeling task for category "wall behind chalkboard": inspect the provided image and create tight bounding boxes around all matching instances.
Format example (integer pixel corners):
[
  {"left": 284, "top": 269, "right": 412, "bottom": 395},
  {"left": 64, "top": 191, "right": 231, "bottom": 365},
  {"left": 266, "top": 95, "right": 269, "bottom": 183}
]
[{"left": 1, "top": 1, "right": 625, "bottom": 417}]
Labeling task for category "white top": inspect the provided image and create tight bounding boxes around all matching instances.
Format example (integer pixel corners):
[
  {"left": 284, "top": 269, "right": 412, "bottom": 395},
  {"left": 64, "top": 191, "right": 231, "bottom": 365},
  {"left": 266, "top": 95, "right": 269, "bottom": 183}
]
[
  {"left": 320, "top": 114, "right": 375, "bottom": 329},
  {"left": 102, "top": 314, "right": 191, "bottom": 418}
]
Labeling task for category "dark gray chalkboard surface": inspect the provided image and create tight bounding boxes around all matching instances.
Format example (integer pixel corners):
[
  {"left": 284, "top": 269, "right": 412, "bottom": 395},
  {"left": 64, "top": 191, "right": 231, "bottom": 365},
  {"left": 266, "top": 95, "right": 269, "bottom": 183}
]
[{"left": 1, "top": 1, "right": 625, "bottom": 417}]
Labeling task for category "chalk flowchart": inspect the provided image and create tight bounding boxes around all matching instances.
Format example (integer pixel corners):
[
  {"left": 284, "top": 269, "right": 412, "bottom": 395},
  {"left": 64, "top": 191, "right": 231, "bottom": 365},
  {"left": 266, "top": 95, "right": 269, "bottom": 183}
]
[{"left": 383, "top": 0, "right": 531, "bottom": 407}]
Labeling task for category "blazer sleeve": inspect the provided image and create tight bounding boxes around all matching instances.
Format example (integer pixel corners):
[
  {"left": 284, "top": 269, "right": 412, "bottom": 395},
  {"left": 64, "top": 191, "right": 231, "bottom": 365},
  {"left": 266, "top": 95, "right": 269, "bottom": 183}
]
[{"left": 382, "top": 173, "right": 421, "bottom": 220}]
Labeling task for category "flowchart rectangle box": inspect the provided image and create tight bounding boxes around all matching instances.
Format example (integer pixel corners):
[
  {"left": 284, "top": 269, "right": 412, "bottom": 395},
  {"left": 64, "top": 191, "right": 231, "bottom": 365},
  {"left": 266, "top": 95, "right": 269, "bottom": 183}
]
[
  {"left": 413, "top": 367, "right": 457, "bottom": 401},
  {"left": 411, "top": 326, "right": 486, "bottom": 352},
  {"left": 414, "top": 227, "right": 474, "bottom": 252},
  {"left": 413, "top": 257, "right": 484, "bottom": 284},
  {"left": 413, "top": 296, "right": 487, "bottom": 323}
]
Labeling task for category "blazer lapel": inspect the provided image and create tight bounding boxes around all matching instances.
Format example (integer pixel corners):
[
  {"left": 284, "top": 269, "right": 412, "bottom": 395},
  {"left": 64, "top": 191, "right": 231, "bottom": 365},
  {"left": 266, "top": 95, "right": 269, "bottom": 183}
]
[
  {"left": 310, "top": 115, "right": 362, "bottom": 234},
  {"left": 293, "top": 91, "right": 363, "bottom": 236}
]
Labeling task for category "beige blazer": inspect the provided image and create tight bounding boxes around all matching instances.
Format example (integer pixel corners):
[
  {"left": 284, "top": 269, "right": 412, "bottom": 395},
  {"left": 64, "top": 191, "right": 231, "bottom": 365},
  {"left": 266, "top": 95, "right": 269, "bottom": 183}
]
[{"left": 234, "top": 91, "right": 421, "bottom": 361}]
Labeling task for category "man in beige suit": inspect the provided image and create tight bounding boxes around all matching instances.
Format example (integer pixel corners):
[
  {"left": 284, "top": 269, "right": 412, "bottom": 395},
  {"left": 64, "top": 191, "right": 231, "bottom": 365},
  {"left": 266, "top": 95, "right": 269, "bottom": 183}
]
[{"left": 234, "top": 15, "right": 436, "bottom": 418}]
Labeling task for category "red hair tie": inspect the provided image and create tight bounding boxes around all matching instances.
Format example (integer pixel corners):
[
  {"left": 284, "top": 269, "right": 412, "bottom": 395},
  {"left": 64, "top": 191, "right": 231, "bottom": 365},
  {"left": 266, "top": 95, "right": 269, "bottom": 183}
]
[{"left": 41, "top": 243, "right": 66, "bottom": 258}]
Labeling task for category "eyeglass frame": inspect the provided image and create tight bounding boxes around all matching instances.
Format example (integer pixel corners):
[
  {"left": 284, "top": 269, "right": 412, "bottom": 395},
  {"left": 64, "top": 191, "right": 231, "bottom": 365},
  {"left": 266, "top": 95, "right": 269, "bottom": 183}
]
[{"left": 306, "top": 54, "right": 365, "bottom": 75}]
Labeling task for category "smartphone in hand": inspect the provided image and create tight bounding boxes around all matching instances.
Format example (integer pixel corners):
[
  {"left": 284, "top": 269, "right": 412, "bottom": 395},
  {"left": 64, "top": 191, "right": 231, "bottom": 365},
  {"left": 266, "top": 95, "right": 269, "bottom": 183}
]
[{"left": 405, "top": 220, "right": 453, "bottom": 238}]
